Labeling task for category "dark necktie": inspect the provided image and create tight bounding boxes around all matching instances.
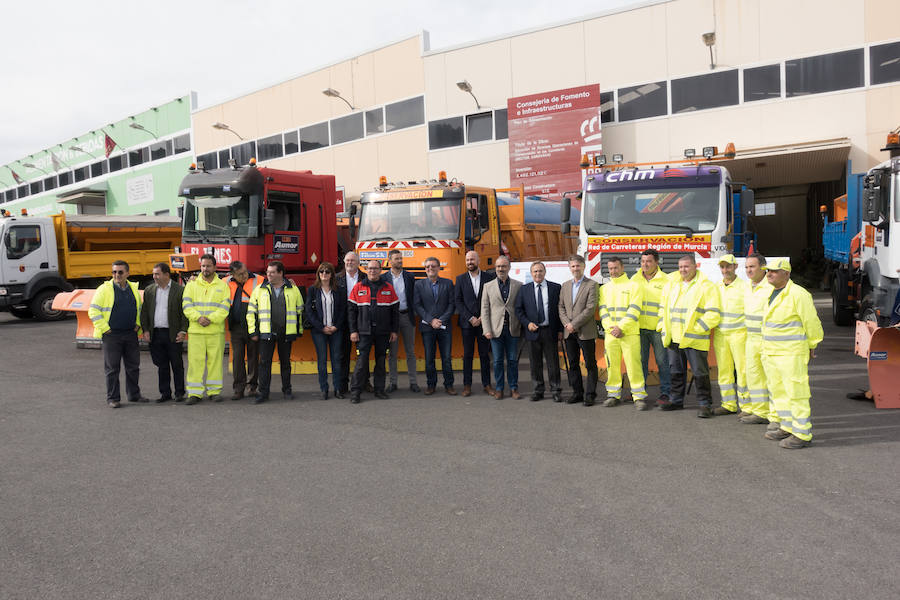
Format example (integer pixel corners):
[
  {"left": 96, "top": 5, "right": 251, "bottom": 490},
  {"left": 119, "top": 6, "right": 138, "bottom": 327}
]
[{"left": 537, "top": 284, "right": 545, "bottom": 324}]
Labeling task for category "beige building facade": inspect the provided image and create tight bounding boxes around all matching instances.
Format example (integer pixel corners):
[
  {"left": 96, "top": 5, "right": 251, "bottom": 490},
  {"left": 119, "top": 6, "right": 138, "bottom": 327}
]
[{"left": 191, "top": 0, "right": 900, "bottom": 258}]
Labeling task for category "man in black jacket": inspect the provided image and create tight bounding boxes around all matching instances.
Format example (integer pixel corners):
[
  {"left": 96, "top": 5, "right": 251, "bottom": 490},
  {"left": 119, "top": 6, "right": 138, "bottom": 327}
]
[
  {"left": 455, "top": 250, "right": 495, "bottom": 397},
  {"left": 140, "top": 262, "right": 189, "bottom": 402},
  {"left": 348, "top": 260, "right": 399, "bottom": 404},
  {"left": 515, "top": 261, "right": 563, "bottom": 402}
]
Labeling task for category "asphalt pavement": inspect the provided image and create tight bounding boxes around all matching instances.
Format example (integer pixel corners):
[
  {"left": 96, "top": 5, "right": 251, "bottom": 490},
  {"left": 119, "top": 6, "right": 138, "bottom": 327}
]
[{"left": 1, "top": 294, "right": 898, "bottom": 599}]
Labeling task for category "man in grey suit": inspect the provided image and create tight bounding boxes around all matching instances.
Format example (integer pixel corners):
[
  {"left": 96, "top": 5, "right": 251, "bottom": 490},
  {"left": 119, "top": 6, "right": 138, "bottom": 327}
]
[
  {"left": 481, "top": 256, "right": 523, "bottom": 399},
  {"left": 559, "top": 255, "right": 600, "bottom": 406},
  {"left": 140, "top": 262, "right": 189, "bottom": 402}
]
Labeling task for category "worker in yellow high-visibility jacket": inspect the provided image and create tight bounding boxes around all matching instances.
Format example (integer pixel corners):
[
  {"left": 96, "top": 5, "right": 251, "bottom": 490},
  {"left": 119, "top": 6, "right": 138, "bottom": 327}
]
[
  {"left": 182, "top": 254, "right": 231, "bottom": 404},
  {"left": 657, "top": 254, "right": 722, "bottom": 417},
  {"left": 630, "top": 248, "right": 672, "bottom": 405},
  {"left": 743, "top": 253, "right": 776, "bottom": 426},
  {"left": 760, "top": 257, "right": 823, "bottom": 449},
  {"left": 599, "top": 257, "right": 647, "bottom": 409},
  {"left": 712, "top": 254, "right": 750, "bottom": 416}
]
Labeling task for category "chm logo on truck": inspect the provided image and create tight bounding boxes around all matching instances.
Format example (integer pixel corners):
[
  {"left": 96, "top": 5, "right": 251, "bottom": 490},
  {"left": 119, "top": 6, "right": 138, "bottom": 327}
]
[{"left": 273, "top": 235, "right": 299, "bottom": 253}]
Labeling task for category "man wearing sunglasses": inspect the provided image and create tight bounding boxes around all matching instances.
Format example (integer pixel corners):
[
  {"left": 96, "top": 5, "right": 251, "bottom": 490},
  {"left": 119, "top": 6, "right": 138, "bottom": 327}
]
[{"left": 88, "top": 260, "right": 147, "bottom": 408}]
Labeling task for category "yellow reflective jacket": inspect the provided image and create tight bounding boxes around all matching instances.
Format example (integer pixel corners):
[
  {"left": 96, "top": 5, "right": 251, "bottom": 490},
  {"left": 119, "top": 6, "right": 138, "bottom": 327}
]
[
  {"left": 182, "top": 275, "right": 230, "bottom": 334},
  {"left": 761, "top": 279, "right": 824, "bottom": 355},
  {"left": 744, "top": 278, "right": 774, "bottom": 339},
  {"left": 599, "top": 273, "right": 643, "bottom": 336},
  {"left": 247, "top": 281, "right": 305, "bottom": 339},
  {"left": 658, "top": 270, "right": 722, "bottom": 351},
  {"left": 88, "top": 279, "right": 142, "bottom": 338},
  {"left": 716, "top": 277, "right": 750, "bottom": 335},
  {"left": 630, "top": 268, "right": 669, "bottom": 330}
]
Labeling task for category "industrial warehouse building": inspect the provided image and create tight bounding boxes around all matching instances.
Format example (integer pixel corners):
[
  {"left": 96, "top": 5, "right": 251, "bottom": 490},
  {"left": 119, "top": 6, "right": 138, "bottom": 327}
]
[
  {"left": 0, "top": 95, "right": 195, "bottom": 217},
  {"left": 4, "top": 0, "right": 899, "bottom": 263}
]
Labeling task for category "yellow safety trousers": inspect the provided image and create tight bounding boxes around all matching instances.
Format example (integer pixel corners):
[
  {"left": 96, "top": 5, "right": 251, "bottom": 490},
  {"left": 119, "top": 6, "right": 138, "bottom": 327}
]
[
  {"left": 761, "top": 352, "right": 812, "bottom": 441},
  {"left": 745, "top": 334, "right": 773, "bottom": 420},
  {"left": 605, "top": 334, "right": 646, "bottom": 400},
  {"left": 186, "top": 333, "right": 225, "bottom": 397},
  {"left": 713, "top": 329, "right": 747, "bottom": 412}
]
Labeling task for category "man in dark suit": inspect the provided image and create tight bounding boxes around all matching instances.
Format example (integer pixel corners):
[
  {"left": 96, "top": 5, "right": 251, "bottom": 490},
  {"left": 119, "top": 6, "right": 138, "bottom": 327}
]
[
  {"left": 455, "top": 250, "right": 496, "bottom": 397},
  {"left": 336, "top": 251, "right": 364, "bottom": 396},
  {"left": 515, "top": 261, "right": 563, "bottom": 402},
  {"left": 383, "top": 249, "right": 420, "bottom": 393},
  {"left": 140, "top": 262, "right": 189, "bottom": 402},
  {"left": 413, "top": 256, "right": 456, "bottom": 395}
]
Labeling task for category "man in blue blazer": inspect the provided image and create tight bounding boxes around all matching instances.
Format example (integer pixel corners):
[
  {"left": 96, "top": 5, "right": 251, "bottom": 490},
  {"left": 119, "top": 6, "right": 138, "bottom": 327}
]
[
  {"left": 383, "top": 249, "right": 420, "bottom": 393},
  {"left": 413, "top": 256, "right": 456, "bottom": 395},
  {"left": 515, "top": 261, "right": 563, "bottom": 402},
  {"left": 455, "top": 250, "right": 496, "bottom": 397}
]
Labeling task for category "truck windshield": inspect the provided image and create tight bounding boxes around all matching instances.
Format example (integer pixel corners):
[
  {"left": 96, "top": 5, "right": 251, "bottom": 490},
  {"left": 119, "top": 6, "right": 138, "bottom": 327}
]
[
  {"left": 358, "top": 198, "right": 461, "bottom": 242},
  {"left": 183, "top": 194, "right": 254, "bottom": 238},
  {"left": 583, "top": 186, "right": 719, "bottom": 235}
]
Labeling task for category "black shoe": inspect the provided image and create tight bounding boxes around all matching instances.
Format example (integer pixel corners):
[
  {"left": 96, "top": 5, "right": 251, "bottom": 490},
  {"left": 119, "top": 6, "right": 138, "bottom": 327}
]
[
  {"left": 320, "top": 390, "right": 329, "bottom": 400},
  {"left": 128, "top": 396, "right": 150, "bottom": 403},
  {"left": 583, "top": 398, "right": 595, "bottom": 407},
  {"left": 174, "top": 395, "right": 185, "bottom": 403},
  {"left": 531, "top": 394, "right": 543, "bottom": 402},
  {"left": 365, "top": 382, "right": 374, "bottom": 393},
  {"left": 252, "top": 395, "right": 267, "bottom": 404},
  {"left": 283, "top": 391, "right": 294, "bottom": 400},
  {"left": 552, "top": 393, "right": 562, "bottom": 403},
  {"left": 697, "top": 406, "right": 713, "bottom": 418},
  {"left": 386, "top": 383, "right": 398, "bottom": 393},
  {"left": 155, "top": 396, "right": 171, "bottom": 403},
  {"left": 209, "top": 394, "right": 224, "bottom": 403},
  {"left": 350, "top": 395, "right": 361, "bottom": 404},
  {"left": 185, "top": 396, "right": 201, "bottom": 405},
  {"left": 659, "top": 401, "right": 684, "bottom": 411},
  {"left": 566, "top": 394, "right": 583, "bottom": 405},
  {"left": 108, "top": 401, "right": 121, "bottom": 408},
  {"left": 335, "top": 390, "right": 345, "bottom": 399},
  {"left": 374, "top": 391, "right": 389, "bottom": 399},
  {"left": 410, "top": 383, "right": 421, "bottom": 393}
]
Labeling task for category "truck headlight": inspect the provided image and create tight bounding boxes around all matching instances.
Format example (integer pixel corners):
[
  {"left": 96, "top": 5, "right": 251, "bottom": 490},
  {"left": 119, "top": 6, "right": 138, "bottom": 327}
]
[{"left": 0, "top": 287, "right": 7, "bottom": 296}]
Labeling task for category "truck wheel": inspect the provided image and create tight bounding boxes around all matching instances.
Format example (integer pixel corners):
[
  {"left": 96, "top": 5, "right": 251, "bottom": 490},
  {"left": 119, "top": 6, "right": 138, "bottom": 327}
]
[
  {"left": 30, "top": 289, "right": 66, "bottom": 321},
  {"left": 8, "top": 305, "right": 34, "bottom": 319},
  {"left": 831, "top": 278, "right": 852, "bottom": 326}
]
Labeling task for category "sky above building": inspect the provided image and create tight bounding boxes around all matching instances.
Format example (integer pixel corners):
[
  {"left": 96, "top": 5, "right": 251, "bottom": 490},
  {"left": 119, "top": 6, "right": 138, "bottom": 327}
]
[{"left": 0, "top": 0, "right": 639, "bottom": 165}]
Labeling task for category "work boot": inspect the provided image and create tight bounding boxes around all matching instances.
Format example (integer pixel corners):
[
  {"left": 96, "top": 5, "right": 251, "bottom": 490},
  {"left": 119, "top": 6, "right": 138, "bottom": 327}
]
[
  {"left": 655, "top": 393, "right": 670, "bottom": 407},
  {"left": 603, "top": 397, "right": 621, "bottom": 407},
  {"left": 209, "top": 394, "right": 224, "bottom": 403},
  {"left": 185, "top": 396, "right": 201, "bottom": 405},
  {"left": 767, "top": 421, "right": 782, "bottom": 432},
  {"left": 764, "top": 428, "right": 791, "bottom": 441},
  {"left": 738, "top": 411, "right": 752, "bottom": 418},
  {"left": 712, "top": 407, "right": 736, "bottom": 416},
  {"left": 658, "top": 400, "right": 683, "bottom": 411},
  {"left": 740, "top": 414, "right": 768, "bottom": 424},
  {"left": 634, "top": 399, "right": 649, "bottom": 411},
  {"left": 779, "top": 434, "right": 811, "bottom": 449},
  {"left": 697, "top": 405, "right": 713, "bottom": 418}
]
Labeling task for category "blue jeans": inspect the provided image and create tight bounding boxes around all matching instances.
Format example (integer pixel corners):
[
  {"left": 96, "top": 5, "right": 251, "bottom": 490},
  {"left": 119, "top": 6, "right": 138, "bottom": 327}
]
[
  {"left": 311, "top": 330, "right": 343, "bottom": 392},
  {"left": 490, "top": 326, "right": 519, "bottom": 391},
  {"left": 421, "top": 326, "right": 454, "bottom": 388},
  {"left": 639, "top": 328, "right": 671, "bottom": 395}
]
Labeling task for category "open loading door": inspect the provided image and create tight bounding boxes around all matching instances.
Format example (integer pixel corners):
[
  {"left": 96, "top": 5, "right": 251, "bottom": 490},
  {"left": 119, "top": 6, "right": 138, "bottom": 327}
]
[{"left": 866, "top": 326, "right": 900, "bottom": 409}]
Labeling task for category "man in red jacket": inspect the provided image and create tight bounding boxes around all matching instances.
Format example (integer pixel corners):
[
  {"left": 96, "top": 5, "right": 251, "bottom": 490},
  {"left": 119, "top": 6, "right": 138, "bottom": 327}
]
[{"left": 348, "top": 260, "right": 400, "bottom": 404}]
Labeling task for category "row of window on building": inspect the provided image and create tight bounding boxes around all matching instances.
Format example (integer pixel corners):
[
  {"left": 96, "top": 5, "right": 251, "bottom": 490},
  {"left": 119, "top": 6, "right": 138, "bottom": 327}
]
[
  {"left": 1, "top": 133, "right": 191, "bottom": 204},
  {"left": 196, "top": 96, "right": 428, "bottom": 170}
]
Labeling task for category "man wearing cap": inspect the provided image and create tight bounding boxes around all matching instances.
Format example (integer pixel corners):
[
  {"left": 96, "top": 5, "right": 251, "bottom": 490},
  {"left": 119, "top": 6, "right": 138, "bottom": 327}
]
[
  {"left": 743, "top": 253, "right": 776, "bottom": 426},
  {"left": 712, "top": 255, "right": 751, "bottom": 417},
  {"left": 657, "top": 254, "right": 722, "bottom": 417},
  {"left": 759, "top": 258, "right": 824, "bottom": 449}
]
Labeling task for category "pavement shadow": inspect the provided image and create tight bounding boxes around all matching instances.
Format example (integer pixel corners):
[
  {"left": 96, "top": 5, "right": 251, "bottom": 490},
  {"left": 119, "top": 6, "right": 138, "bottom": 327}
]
[{"left": 810, "top": 404, "right": 900, "bottom": 447}]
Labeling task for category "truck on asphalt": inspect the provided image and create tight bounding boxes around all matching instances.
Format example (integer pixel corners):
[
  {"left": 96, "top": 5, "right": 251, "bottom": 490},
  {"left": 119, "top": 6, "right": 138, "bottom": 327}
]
[
  {"left": 177, "top": 160, "right": 340, "bottom": 287},
  {"left": 560, "top": 147, "right": 756, "bottom": 282},
  {"left": 353, "top": 172, "right": 579, "bottom": 277},
  {"left": 0, "top": 210, "right": 181, "bottom": 320},
  {"left": 823, "top": 130, "right": 900, "bottom": 326}
]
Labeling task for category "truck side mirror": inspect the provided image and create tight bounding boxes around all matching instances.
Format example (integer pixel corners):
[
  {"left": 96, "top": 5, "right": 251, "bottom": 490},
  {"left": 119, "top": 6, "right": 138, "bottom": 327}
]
[
  {"left": 263, "top": 208, "right": 275, "bottom": 234},
  {"left": 561, "top": 197, "right": 571, "bottom": 234},
  {"left": 740, "top": 188, "right": 754, "bottom": 217},
  {"left": 863, "top": 176, "right": 880, "bottom": 222},
  {"left": 177, "top": 206, "right": 184, "bottom": 219}
]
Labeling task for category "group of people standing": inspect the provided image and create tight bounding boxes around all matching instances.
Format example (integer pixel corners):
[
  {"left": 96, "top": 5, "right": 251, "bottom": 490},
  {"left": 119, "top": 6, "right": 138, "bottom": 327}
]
[{"left": 90, "top": 246, "right": 823, "bottom": 449}]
